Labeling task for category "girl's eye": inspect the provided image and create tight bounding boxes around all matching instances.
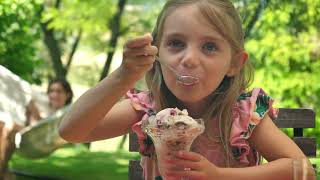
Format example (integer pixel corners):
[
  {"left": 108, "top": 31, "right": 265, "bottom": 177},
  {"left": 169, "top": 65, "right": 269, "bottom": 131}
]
[
  {"left": 168, "top": 39, "right": 185, "bottom": 49},
  {"left": 202, "top": 42, "right": 217, "bottom": 53}
]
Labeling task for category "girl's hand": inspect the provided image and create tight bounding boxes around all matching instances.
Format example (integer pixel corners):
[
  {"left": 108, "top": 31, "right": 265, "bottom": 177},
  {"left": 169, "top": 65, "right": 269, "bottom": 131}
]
[
  {"left": 121, "top": 33, "right": 158, "bottom": 81},
  {"left": 164, "top": 151, "right": 221, "bottom": 180}
]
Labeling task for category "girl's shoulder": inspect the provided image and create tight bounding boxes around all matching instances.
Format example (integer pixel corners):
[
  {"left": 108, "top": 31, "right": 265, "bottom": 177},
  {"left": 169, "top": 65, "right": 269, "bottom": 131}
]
[
  {"left": 230, "top": 88, "right": 279, "bottom": 165},
  {"left": 236, "top": 88, "right": 278, "bottom": 122},
  {"left": 126, "top": 89, "right": 155, "bottom": 156}
]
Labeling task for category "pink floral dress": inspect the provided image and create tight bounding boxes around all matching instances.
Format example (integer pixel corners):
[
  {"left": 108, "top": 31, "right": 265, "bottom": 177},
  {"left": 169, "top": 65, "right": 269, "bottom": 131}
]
[{"left": 126, "top": 88, "right": 278, "bottom": 180}]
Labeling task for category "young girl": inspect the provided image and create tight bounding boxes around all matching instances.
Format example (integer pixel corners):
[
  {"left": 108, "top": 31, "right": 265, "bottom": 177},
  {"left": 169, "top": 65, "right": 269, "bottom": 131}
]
[{"left": 59, "top": 0, "right": 314, "bottom": 179}]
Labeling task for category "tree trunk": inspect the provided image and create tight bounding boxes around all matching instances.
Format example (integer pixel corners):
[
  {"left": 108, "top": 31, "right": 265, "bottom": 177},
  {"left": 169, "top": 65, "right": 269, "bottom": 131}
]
[
  {"left": 244, "top": 0, "right": 269, "bottom": 39},
  {"left": 39, "top": 0, "right": 81, "bottom": 80},
  {"left": 99, "top": 0, "right": 127, "bottom": 80},
  {"left": 117, "top": 134, "right": 127, "bottom": 150},
  {"left": 65, "top": 29, "right": 82, "bottom": 75},
  {"left": 39, "top": 0, "right": 66, "bottom": 80},
  {"left": 40, "top": 21, "right": 66, "bottom": 80}
]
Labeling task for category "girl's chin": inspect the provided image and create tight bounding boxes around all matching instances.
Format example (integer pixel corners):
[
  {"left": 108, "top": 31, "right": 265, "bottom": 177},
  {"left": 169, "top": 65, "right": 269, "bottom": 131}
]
[{"left": 174, "top": 94, "right": 206, "bottom": 104}]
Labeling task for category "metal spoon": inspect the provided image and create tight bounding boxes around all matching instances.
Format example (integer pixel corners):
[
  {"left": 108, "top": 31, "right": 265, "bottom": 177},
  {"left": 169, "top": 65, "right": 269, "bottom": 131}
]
[{"left": 155, "top": 56, "right": 199, "bottom": 85}]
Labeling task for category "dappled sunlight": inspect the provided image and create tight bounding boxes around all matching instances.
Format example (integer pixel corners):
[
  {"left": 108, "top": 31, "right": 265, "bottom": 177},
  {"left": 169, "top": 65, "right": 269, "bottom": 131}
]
[
  {"left": 10, "top": 143, "right": 140, "bottom": 180},
  {"left": 90, "top": 135, "right": 129, "bottom": 152}
]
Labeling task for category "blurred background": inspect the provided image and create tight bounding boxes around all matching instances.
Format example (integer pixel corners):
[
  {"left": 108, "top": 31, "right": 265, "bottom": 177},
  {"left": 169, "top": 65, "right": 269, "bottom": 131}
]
[{"left": 0, "top": 0, "right": 319, "bottom": 179}]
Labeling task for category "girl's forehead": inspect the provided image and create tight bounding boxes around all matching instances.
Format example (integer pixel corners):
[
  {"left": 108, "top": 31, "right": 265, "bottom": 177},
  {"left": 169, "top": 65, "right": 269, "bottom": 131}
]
[{"left": 162, "top": 4, "right": 225, "bottom": 41}]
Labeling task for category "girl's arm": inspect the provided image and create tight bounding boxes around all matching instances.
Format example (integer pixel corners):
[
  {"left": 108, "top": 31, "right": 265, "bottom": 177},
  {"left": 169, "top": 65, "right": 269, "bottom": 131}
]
[
  {"left": 219, "top": 114, "right": 315, "bottom": 180},
  {"left": 59, "top": 34, "right": 157, "bottom": 143},
  {"left": 59, "top": 68, "right": 139, "bottom": 143},
  {"left": 166, "top": 115, "right": 315, "bottom": 180}
]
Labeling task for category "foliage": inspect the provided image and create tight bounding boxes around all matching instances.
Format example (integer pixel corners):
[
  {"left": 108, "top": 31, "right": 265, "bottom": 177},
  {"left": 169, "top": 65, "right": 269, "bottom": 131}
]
[
  {"left": 42, "top": 0, "right": 116, "bottom": 53},
  {"left": 0, "top": 0, "right": 45, "bottom": 84},
  {"left": 244, "top": 0, "right": 320, "bottom": 143},
  {"left": 121, "top": 0, "right": 165, "bottom": 38},
  {"left": 43, "top": 0, "right": 163, "bottom": 54}
]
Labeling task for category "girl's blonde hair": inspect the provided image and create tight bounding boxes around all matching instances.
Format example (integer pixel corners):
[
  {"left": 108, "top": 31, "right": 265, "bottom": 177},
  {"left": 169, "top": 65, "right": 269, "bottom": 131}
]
[{"left": 146, "top": 0, "right": 254, "bottom": 166}]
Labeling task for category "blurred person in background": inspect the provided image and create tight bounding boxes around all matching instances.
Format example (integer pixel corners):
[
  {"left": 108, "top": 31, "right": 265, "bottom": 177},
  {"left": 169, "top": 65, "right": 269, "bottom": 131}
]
[{"left": 25, "top": 79, "right": 73, "bottom": 126}]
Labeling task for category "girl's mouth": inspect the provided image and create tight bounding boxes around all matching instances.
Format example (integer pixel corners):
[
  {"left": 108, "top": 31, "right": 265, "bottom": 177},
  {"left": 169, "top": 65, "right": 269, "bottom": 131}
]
[
  {"left": 176, "top": 74, "right": 199, "bottom": 85},
  {"left": 177, "top": 80, "right": 199, "bottom": 87}
]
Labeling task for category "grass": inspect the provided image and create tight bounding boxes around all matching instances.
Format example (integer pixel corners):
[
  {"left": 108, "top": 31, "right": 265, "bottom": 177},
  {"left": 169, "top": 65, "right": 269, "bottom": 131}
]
[
  {"left": 310, "top": 157, "right": 320, "bottom": 179},
  {"left": 9, "top": 137, "right": 320, "bottom": 180},
  {"left": 9, "top": 137, "right": 140, "bottom": 180}
]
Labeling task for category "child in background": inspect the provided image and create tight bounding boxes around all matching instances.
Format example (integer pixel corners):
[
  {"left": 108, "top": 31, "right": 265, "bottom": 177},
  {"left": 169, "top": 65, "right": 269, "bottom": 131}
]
[{"left": 59, "top": 0, "right": 314, "bottom": 179}]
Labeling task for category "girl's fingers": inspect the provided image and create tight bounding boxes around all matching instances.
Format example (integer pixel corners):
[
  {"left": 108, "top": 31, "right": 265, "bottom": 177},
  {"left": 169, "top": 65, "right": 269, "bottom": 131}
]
[
  {"left": 129, "top": 55, "right": 155, "bottom": 66},
  {"left": 124, "top": 45, "right": 158, "bottom": 58},
  {"left": 175, "top": 151, "right": 203, "bottom": 162},
  {"left": 166, "top": 169, "right": 204, "bottom": 180},
  {"left": 125, "top": 33, "right": 153, "bottom": 48},
  {"left": 167, "top": 158, "right": 201, "bottom": 170}
]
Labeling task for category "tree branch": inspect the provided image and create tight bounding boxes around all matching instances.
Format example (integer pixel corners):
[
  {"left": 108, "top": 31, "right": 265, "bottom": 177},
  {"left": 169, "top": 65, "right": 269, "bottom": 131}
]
[
  {"left": 244, "top": 0, "right": 269, "bottom": 39},
  {"left": 65, "top": 29, "right": 82, "bottom": 75},
  {"left": 55, "top": 0, "right": 61, "bottom": 9},
  {"left": 100, "top": 0, "right": 127, "bottom": 80}
]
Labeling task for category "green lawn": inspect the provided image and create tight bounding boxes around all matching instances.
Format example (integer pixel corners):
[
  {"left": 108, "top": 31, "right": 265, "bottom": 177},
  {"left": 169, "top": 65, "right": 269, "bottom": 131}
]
[
  {"left": 310, "top": 157, "right": 320, "bottom": 179},
  {"left": 10, "top": 138, "right": 139, "bottom": 180},
  {"left": 10, "top": 144, "right": 140, "bottom": 180},
  {"left": 9, "top": 140, "right": 320, "bottom": 180}
]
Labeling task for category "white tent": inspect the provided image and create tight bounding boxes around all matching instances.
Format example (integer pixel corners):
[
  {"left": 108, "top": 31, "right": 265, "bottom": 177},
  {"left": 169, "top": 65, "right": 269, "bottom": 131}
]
[
  {"left": 0, "top": 65, "right": 32, "bottom": 127},
  {"left": 0, "top": 65, "right": 68, "bottom": 158}
]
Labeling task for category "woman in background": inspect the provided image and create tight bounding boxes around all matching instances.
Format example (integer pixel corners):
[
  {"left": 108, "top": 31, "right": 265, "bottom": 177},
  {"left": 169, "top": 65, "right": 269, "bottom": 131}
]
[{"left": 26, "top": 79, "right": 73, "bottom": 126}]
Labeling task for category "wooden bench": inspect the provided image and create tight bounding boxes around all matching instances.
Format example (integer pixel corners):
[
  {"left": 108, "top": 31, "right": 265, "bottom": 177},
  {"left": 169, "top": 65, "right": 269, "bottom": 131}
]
[{"left": 128, "top": 108, "right": 317, "bottom": 180}]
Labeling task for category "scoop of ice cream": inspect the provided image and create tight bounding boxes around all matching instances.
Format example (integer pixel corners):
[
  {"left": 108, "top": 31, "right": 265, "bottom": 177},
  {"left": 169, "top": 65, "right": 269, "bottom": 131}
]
[
  {"left": 143, "top": 107, "right": 205, "bottom": 147},
  {"left": 147, "top": 108, "right": 202, "bottom": 130}
]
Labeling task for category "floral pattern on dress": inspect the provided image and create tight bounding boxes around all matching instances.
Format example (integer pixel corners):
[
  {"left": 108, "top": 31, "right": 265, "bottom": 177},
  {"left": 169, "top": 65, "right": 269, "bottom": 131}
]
[{"left": 230, "top": 88, "right": 278, "bottom": 164}]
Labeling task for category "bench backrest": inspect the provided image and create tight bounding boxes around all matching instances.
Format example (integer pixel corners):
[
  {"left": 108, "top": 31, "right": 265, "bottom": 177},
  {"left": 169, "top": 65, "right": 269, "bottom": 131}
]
[{"left": 128, "top": 108, "right": 316, "bottom": 180}]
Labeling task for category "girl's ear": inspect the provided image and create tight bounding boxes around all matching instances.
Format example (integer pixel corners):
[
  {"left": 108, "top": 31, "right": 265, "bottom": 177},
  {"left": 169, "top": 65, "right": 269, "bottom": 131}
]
[{"left": 226, "top": 51, "right": 248, "bottom": 77}]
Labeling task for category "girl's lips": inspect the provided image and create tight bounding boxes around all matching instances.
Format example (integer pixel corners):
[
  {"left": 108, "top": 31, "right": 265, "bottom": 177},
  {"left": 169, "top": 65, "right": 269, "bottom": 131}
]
[
  {"left": 176, "top": 74, "right": 200, "bottom": 85},
  {"left": 177, "top": 80, "right": 199, "bottom": 87}
]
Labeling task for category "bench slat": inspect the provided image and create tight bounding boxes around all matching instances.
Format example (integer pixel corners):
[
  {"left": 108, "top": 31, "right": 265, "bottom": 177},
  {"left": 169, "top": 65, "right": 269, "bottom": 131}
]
[
  {"left": 274, "top": 108, "right": 315, "bottom": 128},
  {"left": 129, "top": 135, "right": 316, "bottom": 157},
  {"left": 129, "top": 135, "right": 316, "bottom": 155}
]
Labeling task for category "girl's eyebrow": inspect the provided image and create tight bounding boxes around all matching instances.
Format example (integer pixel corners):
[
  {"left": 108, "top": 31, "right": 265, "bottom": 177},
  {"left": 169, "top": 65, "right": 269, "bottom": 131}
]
[
  {"left": 163, "top": 32, "right": 186, "bottom": 39},
  {"left": 163, "top": 32, "right": 225, "bottom": 42}
]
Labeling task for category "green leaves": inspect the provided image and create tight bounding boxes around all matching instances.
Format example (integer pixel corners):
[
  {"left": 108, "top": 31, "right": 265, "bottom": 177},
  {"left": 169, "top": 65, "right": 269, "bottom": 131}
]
[
  {"left": 242, "top": 0, "right": 320, "bottom": 144},
  {"left": 42, "top": 0, "right": 116, "bottom": 34},
  {"left": 0, "top": 0, "right": 44, "bottom": 84}
]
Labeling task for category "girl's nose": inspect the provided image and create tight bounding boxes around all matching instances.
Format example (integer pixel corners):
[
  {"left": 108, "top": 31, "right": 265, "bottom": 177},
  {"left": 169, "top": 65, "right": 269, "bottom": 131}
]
[{"left": 180, "top": 48, "right": 200, "bottom": 68}]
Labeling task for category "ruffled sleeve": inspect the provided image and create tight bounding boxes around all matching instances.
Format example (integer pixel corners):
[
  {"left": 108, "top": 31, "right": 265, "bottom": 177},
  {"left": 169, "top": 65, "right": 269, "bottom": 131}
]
[
  {"left": 230, "top": 88, "right": 279, "bottom": 165},
  {"left": 126, "top": 89, "right": 155, "bottom": 156}
]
